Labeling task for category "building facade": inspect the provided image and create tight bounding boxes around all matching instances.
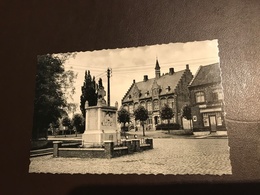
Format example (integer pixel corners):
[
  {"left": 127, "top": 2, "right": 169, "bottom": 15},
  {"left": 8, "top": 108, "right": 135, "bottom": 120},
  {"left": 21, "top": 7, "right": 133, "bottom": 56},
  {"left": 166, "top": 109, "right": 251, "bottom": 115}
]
[
  {"left": 121, "top": 59, "right": 193, "bottom": 129},
  {"left": 188, "top": 63, "right": 226, "bottom": 132}
]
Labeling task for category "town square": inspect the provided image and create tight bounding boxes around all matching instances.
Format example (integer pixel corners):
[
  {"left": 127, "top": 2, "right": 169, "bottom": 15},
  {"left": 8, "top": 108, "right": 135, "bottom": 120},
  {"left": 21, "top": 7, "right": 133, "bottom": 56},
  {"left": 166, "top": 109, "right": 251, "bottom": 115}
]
[{"left": 29, "top": 40, "right": 231, "bottom": 175}]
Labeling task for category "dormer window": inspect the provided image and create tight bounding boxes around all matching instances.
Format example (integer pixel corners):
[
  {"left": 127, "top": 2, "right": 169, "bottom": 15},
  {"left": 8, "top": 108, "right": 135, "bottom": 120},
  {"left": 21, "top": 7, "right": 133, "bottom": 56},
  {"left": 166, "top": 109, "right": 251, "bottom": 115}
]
[
  {"left": 145, "top": 91, "right": 149, "bottom": 96},
  {"left": 166, "top": 86, "right": 171, "bottom": 92}
]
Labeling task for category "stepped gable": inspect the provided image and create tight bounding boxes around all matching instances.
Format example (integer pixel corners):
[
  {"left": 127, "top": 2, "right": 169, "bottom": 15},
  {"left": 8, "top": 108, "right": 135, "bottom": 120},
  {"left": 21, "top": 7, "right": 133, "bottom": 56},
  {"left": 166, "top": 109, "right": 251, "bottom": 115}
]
[
  {"left": 121, "top": 81, "right": 136, "bottom": 102},
  {"left": 189, "top": 63, "right": 220, "bottom": 87}
]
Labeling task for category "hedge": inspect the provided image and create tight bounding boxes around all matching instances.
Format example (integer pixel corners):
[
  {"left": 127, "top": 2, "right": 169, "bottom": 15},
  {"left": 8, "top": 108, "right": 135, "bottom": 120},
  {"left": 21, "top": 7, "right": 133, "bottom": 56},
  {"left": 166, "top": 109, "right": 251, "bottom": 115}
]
[{"left": 156, "top": 123, "right": 180, "bottom": 130}]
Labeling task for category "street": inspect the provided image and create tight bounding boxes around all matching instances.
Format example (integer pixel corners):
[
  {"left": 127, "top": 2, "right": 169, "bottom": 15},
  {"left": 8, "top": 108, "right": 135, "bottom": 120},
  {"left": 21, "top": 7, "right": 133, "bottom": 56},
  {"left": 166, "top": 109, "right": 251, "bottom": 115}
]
[{"left": 29, "top": 138, "right": 231, "bottom": 175}]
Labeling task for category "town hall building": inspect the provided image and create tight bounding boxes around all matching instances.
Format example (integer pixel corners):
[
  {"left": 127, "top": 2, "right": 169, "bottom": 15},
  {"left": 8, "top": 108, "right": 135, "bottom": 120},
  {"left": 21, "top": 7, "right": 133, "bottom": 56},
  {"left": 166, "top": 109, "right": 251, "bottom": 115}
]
[{"left": 121, "top": 59, "right": 193, "bottom": 129}]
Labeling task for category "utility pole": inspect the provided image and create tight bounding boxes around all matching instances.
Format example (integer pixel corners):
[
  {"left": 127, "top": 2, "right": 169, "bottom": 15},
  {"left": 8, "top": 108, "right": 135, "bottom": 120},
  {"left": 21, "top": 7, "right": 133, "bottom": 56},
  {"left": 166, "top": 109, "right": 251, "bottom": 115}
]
[{"left": 107, "top": 68, "right": 111, "bottom": 106}]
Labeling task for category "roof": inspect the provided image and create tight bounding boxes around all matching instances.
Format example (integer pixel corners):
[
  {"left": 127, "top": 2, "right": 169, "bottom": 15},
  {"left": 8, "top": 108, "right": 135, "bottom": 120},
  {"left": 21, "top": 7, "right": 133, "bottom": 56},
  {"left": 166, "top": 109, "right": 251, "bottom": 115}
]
[
  {"left": 189, "top": 63, "right": 221, "bottom": 87},
  {"left": 122, "top": 70, "right": 186, "bottom": 102}
]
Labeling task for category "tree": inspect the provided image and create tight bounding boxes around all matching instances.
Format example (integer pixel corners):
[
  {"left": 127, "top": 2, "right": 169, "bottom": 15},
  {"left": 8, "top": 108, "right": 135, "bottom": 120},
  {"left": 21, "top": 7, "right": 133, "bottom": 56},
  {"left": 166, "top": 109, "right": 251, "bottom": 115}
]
[
  {"left": 72, "top": 113, "right": 84, "bottom": 136},
  {"left": 51, "top": 119, "right": 60, "bottom": 136},
  {"left": 80, "top": 70, "right": 98, "bottom": 118},
  {"left": 134, "top": 106, "right": 149, "bottom": 136},
  {"left": 160, "top": 104, "right": 174, "bottom": 134},
  {"left": 182, "top": 104, "right": 192, "bottom": 130},
  {"left": 117, "top": 108, "right": 130, "bottom": 137},
  {"left": 62, "top": 116, "right": 71, "bottom": 137},
  {"left": 32, "top": 54, "right": 76, "bottom": 140}
]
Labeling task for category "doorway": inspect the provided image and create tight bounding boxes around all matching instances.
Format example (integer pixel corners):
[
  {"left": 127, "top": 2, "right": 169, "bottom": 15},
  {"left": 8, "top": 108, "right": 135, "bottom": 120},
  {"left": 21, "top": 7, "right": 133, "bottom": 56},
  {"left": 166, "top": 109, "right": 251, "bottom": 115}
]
[
  {"left": 154, "top": 116, "right": 158, "bottom": 125},
  {"left": 209, "top": 115, "right": 217, "bottom": 132}
]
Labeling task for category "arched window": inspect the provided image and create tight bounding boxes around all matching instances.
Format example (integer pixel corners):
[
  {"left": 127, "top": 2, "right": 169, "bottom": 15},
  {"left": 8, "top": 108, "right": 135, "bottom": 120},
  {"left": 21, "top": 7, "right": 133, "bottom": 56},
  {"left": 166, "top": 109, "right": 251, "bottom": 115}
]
[
  {"left": 195, "top": 91, "right": 205, "bottom": 103},
  {"left": 129, "top": 104, "right": 133, "bottom": 114},
  {"left": 123, "top": 104, "right": 128, "bottom": 111},
  {"left": 147, "top": 101, "right": 152, "bottom": 111},
  {"left": 160, "top": 98, "right": 167, "bottom": 107},
  {"left": 140, "top": 101, "right": 146, "bottom": 109},
  {"left": 153, "top": 100, "right": 159, "bottom": 110},
  {"left": 167, "top": 97, "right": 174, "bottom": 108},
  {"left": 134, "top": 102, "right": 139, "bottom": 110}
]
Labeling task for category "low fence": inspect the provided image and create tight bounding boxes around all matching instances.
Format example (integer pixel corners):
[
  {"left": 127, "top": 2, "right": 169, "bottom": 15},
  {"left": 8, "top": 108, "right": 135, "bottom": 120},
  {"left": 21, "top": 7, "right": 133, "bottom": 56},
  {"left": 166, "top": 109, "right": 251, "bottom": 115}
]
[{"left": 53, "top": 138, "right": 153, "bottom": 159}]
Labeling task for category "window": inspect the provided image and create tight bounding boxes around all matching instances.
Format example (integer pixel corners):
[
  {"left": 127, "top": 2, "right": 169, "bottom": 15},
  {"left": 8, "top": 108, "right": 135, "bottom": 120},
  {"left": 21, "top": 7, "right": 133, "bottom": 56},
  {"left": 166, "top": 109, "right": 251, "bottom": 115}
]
[
  {"left": 160, "top": 98, "right": 167, "bottom": 107},
  {"left": 203, "top": 113, "right": 209, "bottom": 127},
  {"left": 212, "top": 89, "right": 224, "bottom": 101},
  {"left": 134, "top": 102, "right": 139, "bottom": 110},
  {"left": 147, "top": 101, "right": 152, "bottom": 111},
  {"left": 216, "top": 112, "right": 222, "bottom": 126},
  {"left": 148, "top": 117, "right": 152, "bottom": 125},
  {"left": 195, "top": 92, "right": 205, "bottom": 103},
  {"left": 140, "top": 101, "right": 146, "bottom": 108},
  {"left": 166, "top": 86, "right": 171, "bottom": 92},
  {"left": 123, "top": 105, "right": 128, "bottom": 111},
  {"left": 167, "top": 97, "right": 174, "bottom": 108},
  {"left": 129, "top": 104, "right": 133, "bottom": 114},
  {"left": 153, "top": 100, "right": 159, "bottom": 110}
]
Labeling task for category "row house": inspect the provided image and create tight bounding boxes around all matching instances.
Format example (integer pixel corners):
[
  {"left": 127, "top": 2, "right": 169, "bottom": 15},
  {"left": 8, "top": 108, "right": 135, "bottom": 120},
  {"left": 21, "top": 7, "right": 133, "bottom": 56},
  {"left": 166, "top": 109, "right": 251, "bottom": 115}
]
[
  {"left": 121, "top": 59, "right": 193, "bottom": 129},
  {"left": 188, "top": 63, "right": 226, "bottom": 132}
]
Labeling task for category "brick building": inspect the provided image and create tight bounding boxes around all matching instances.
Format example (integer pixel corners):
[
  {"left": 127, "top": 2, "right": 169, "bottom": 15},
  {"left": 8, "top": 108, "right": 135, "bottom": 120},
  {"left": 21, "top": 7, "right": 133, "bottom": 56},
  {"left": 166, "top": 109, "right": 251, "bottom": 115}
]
[
  {"left": 188, "top": 63, "right": 226, "bottom": 132},
  {"left": 121, "top": 59, "right": 193, "bottom": 129}
]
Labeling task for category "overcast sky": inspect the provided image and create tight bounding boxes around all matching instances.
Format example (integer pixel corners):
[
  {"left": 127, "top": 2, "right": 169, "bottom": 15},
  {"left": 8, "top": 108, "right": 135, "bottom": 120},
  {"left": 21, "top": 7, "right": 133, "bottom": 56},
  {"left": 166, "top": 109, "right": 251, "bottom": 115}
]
[{"left": 62, "top": 40, "right": 219, "bottom": 113}]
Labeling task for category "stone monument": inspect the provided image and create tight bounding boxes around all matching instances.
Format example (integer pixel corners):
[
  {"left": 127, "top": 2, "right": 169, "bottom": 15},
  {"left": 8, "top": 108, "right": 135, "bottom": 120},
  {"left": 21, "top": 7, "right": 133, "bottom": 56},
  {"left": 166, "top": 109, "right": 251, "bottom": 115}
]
[{"left": 82, "top": 79, "right": 120, "bottom": 147}]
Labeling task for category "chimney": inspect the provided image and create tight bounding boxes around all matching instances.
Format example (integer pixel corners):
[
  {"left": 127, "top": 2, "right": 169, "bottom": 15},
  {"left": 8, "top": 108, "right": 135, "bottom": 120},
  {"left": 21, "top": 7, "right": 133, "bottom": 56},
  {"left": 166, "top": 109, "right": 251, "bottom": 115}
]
[
  {"left": 186, "top": 64, "right": 189, "bottom": 69},
  {"left": 143, "top": 75, "right": 148, "bottom": 81},
  {"left": 169, "top": 68, "right": 174, "bottom": 75},
  {"left": 133, "top": 79, "right": 135, "bottom": 83}
]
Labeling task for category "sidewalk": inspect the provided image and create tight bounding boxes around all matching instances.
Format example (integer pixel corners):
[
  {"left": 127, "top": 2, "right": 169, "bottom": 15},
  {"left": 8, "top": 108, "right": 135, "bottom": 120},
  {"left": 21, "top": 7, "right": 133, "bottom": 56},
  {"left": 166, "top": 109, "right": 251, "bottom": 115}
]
[
  {"left": 47, "top": 130, "right": 228, "bottom": 141},
  {"left": 125, "top": 129, "right": 228, "bottom": 139}
]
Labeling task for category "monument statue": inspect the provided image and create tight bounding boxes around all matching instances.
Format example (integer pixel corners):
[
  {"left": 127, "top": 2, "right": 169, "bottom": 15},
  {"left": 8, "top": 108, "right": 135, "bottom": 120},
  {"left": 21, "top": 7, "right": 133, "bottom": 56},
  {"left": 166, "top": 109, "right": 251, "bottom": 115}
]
[
  {"left": 82, "top": 77, "right": 120, "bottom": 147},
  {"left": 97, "top": 78, "right": 106, "bottom": 106}
]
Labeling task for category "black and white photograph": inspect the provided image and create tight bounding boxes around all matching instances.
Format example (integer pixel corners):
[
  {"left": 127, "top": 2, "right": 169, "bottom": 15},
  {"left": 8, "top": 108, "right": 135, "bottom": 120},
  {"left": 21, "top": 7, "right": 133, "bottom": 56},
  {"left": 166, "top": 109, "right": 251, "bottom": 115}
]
[{"left": 29, "top": 40, "right": 231, "bottom": 175}]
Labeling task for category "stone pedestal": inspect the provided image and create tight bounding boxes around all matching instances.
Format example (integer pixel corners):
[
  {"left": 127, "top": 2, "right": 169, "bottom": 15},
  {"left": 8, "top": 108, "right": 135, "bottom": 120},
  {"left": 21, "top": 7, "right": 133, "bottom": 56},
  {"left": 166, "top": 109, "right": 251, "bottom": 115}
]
[{"left": 82, "top": 105, "right": 120, "bottom": 147}]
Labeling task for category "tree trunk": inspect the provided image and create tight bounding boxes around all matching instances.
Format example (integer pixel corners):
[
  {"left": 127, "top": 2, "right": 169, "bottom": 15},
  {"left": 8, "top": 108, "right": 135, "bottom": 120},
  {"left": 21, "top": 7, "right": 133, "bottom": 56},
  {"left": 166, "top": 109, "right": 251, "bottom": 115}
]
[
  {"left": 142, "top": 121, "right": 145, "bottom": 136},
  {"left": 123, "top": 122, "right": 126, "bottom": 137},
  {"left": 168, "top": 119, "right": 170, "bottom": 134}
]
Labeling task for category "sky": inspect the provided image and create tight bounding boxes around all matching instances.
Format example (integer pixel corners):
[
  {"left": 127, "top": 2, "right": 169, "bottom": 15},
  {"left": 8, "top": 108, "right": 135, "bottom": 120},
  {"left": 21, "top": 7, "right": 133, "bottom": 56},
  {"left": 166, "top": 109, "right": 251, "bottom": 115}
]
[{"left": 62, "top": 40, "right": 219, "bottom": 113}]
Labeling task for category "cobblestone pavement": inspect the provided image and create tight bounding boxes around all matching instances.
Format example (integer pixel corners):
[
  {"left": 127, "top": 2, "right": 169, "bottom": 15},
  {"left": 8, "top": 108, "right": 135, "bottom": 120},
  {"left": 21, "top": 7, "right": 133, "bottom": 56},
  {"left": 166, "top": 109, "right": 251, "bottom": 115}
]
[{"left": 29, "top": 138, "right": 231, "bottom": 175}]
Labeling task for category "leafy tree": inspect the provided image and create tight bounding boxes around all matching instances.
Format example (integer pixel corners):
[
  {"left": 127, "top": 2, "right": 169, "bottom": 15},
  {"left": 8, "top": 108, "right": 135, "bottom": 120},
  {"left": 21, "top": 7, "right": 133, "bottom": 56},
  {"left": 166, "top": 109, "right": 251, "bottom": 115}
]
[
  {"left": 160, "top": 104, "right": 174, "bottom": 133},
  {"left": 51, "top": 119, "right": 60, "bottom": 136},
  {"left": 32, "top": 54, "right": 76, "bottom": 140},
  {"left": 80, "top": 70, "right": 98, "bottom": 118},
  {"left": 67, "top": 103, "right": 77, "bottom": 116},
  {"left": 62, "top": 116, "right": 71, "bottom": 137},
  {"left": 182, "top": 104, "right": 192, "bottom": 130},
  {"left": 72, "top": 113, "right": 85, "bottom": 136},
  {"left": 117, "top": 108, "right": 130, "bottom": 137},
  {"left": 134, "top": 106, "right": 149, "bottom": 136}
]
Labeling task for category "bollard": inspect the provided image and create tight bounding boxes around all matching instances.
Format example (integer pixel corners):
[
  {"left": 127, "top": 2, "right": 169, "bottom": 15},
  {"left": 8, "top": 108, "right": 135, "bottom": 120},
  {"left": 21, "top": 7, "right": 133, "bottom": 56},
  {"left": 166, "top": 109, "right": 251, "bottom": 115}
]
[
  {"left": 145, "top": 138, "right": 153, "bottom": 149},
  {"left": 53, "top": 141, "right": 62, "bottom": 157},
  {"left": 132, "top": 139, "right": 141, "bottom": 152},
  {"left": 104, "top": 141, "right": 114, "bottom": 158},
  {"left": 122, "top": 140, "right": 127, "bottom": 147},
  {"left": 125, "top": 140, "right": 133, "bottom": 154}
]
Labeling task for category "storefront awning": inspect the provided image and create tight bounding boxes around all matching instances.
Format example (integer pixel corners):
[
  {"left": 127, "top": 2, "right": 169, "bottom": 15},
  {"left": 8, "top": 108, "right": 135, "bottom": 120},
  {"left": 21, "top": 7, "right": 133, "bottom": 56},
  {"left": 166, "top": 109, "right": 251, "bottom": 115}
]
[{"left": 200, "top": 107, "right": 222, "bottom": 113}]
